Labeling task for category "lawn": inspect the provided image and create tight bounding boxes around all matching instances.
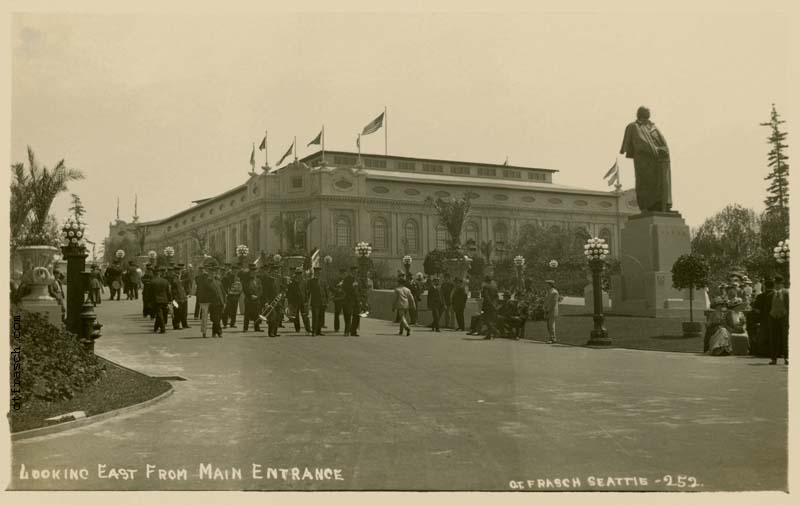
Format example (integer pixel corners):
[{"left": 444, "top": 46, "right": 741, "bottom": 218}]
[
  {"left": 10, "top": 358, "right": 171, "bottom": 433},
  {"left": 543, "top": 313, "right": 702, "bottom": 352}
]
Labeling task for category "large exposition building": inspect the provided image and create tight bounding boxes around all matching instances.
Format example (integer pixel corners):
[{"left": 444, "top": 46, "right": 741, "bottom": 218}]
[{"left": 139, "top": 150, "right": 639, "bottom": 268}]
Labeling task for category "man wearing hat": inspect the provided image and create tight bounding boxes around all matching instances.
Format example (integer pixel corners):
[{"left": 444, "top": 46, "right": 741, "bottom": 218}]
[
  {"left": 331, "top": 268, "right": 347, "bottom": 333},
  {"left": 194, "top": 264, "right": 213, "bottom": 338},
  {"left": 141, "top": 264, "right": 154, "bottom": 317},
  {"left": 287, "top": 267, "right": 311, "bottom": 334},
  {"left": 261, "top": 264, "right": 282, "bottom": 337},
  {"left": 768, "top": 275, "right": 789, "bottom": 365},
  {"left": 480, "top": 275, "right": 499, "bottom": 340},
  {"left": 170, "top": 265, "right": 189, "bottom": 330},
  {"left": 207, "top": 264, "right": 227, "bottom": 338},
  {"left": 242, "top": 264, "right": 263, "bottom": 332},
  {"left": 308, "top": 266, "right": 328, "bottom": 336},
  {"left": 543, "top": 279, "right": 560, "bottom": 344},
  {"left": 224, "top": 265, "right": 243, "bottom": 329},
  {"left": 342, "top": 266, "right": 360, "bottom": 336},
  {"left": 149, "top": 266, "right": 172, "bottom": 334}
]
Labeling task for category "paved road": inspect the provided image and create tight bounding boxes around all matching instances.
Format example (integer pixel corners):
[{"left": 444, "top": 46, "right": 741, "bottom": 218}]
[{"left": 10, "top": 299, "right": 788, "bottom": 491}]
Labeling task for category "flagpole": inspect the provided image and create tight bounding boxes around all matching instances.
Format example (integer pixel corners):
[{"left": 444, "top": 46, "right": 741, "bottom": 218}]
[
  {"left": 357, "top": 134, "right": 362, "bottom": 165},
  {"left": 294, "top": 136, "right": 297, "bottom": 162},
  {"left": 614, "top": 157, "right": 622, "bottom": 257},
  {"left": 384, "top": 106, "right": 388, "bottom": 156},
  {"left": 265, "top": 130, "right": 269, "bottom": 170},
  {"left": 322, "top": 125, "right": 326, "bottom": 164}
]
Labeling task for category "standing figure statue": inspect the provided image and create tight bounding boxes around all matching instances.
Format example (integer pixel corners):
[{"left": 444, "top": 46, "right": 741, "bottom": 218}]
[{"left": 620, "top": 106, "right": 673, "bottom": 213}]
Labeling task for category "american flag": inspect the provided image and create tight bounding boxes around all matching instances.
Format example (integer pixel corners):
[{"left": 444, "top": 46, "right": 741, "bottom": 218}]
[{"left": 361, "top": 112, "right": 385, "bottom": 135}]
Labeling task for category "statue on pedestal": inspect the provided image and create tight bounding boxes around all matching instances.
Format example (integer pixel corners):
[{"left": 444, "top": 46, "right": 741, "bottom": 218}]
[{"left": 620, "top": 106, "right": 673, "bottom": 213}]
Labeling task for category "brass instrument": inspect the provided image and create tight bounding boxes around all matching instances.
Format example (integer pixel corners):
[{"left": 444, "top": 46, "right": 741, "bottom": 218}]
[{"left": 259, "top": 290, "right": 286, "bottom": 322}]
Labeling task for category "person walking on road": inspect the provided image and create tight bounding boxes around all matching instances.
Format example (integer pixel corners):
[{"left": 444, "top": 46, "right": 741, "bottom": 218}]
[
  {"left": 393, "top": 277, "right": 416, "bottom": 336},
  {"left": 287, "top": 268, "right": 311, "bottom": 334},
  {"left": 451, "top": 277, "right": 468, "bottom": 331},
  {"left": 149, "top": 266, "right": 172, "bottom": 334},
  {"left": 768, "top": 275, "right": 789, "bottom": 365},
  {"left": 208, "top": 266, "right": 227, "bottom": 338},
  {"left": 242, "top": 264, "right": 263, "bottom": 333},
  {"left": 427, "top": 277, "right": 444, "bottom": 332},
  {"left": 194, "top": 265, "right": 213, "bottom": 338},
  {"left": 544, "top": 279, "right": 560, "bottom": 343},
  {"left": 309, "top": 267, "right": 328, "bottom": 336}
]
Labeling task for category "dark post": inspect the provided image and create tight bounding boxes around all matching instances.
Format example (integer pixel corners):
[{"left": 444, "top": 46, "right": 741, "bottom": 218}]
[
  {"left": 61, "top": 244, "right": 88, "bottom": 335},
  {"left": 586, "top": 258, "right": 611, "bottom": 346}
]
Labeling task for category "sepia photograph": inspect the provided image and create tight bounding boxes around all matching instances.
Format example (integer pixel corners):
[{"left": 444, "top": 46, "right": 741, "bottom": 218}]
[{"left": 3, "top": 0, "right": 797, "bottom": 499}]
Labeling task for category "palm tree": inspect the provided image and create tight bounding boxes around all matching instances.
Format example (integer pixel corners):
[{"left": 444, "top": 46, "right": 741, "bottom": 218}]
[
  {"left": 13, "top": 146, "right": 84, "bottom": 245},
  {"left": 10, "top": 161, "right": 32, "bottom": 245},
  {"left": 425, "top": 194, "right": 472, "bottom": 251}
]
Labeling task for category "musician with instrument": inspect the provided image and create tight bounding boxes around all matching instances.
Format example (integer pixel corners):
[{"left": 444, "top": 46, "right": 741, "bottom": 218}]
[
  {"left": 259, "top": 263, "right": 283, "bottom": 337},
  {"left": 242, "top": 263, "right": 263, "bottom": 332},
  {"left": 309, "top": 266, "right": 328, "bottom": 336},
  {"left": 287, "top": 267, "right": 312, "bottom": 334}
]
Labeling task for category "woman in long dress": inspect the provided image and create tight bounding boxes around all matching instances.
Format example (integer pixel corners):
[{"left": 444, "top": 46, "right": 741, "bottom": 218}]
[
  {"left": 705, "top": 298, "right": 732, "bottom": 356},
  {"left": 726, "top": 298, "right": 749, "bottom": 355}
]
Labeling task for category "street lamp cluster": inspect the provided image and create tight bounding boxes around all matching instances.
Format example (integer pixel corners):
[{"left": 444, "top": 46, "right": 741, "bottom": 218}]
[
  {"left": 774, "top": 240, "right": 789, "bottom": 264},
  {"left": 585, "top": 237, "right": 611, "bottom": 346}
]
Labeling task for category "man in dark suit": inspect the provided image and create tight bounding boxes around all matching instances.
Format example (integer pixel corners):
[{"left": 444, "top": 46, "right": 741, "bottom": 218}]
[
  {"left": 221, "top": 264, "right": 235, "bottom": 327},
  {"left": 481, "top": 275, "right": 499, "bottom": 340},
  {"left": 342, "top": 266, "right": 360, "bottom": 337},
  {"left": 149, "top": 267, "right": 172, "bottom": 334},
  {"left": 332, "top": 268, "right": 346, "bottom": 333},
  {"left": 208, "top": 266, "right": 227, "bottom": 338},
  {"left": 141, "top": 264, "right": 154, "bottom": 318},
  {"left": 194, "top": 265, "right": 213, "bottom": 338},
  {"left": 751, "top": 278, "right": 775, "bottom": 357},
  {"left": 261, "top": 264, "right": 282, "bottom": 338},
  {"left": 427, "top": 277, "right": 444, "bottom": 332},
  {"left": 308, "top": 266, "right": 328, "bottom": 336},
  {"left": 287, "top": 268, "right": 311, "bottom": 334},
  {"left": 441, "top": 272, "right": 454, "bottom": 329},
  {"left": 768, "top": 275, "right": 789, "bottom": 365},
  {"left": 169, "top": 266, "right": 189, "bottom": 330},
  {"left": 451, "top": 277, "right": 468, "bottom": 331},
  {"left": 242, "top": 264, "right": 263, "bottom": 333}
]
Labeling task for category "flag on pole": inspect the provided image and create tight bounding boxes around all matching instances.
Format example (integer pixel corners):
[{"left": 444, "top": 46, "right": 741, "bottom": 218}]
[
  {"left": 356, "top": 135, "right": 360, "bottom": 149},
  {"left": 249, "top": 144, "right": 256, "bottom": 170},
  {"left": 258, "top": 135, "right": 266, "bottom": 151},
  {"left": 277, "top": 140, "right": 295, "bottom": 166},
  {"left": 607, "top": 171, "right": 620, "bottom": 186},
  {"left": 361, "top": 112, "right": 385, "bottom": 135},
  {"left": 603, "top": 160, "right": 619, "bottom": 179},
  {"left": 307, "top": 129, "right": 323, "bottom": 147}
]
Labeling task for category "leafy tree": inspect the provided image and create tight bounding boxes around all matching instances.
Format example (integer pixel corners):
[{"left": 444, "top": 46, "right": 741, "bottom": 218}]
[
  {"left": 270, "top": 214, "right": 316, "bottom": 254},
  {"left": 691, "top": 204, "right": 761, "bottom": 285},
  {"left": 760, "top": 104, "right": 789, "bottom": 236},
  {"left": 671, "top": 253, "right": 710, "bottom": 323},
  {"left": 425, "top": 194, "right": 472, "bottom": 251},
  {"left": 68, "top": 193, "right": 86, "bottom": 224}
]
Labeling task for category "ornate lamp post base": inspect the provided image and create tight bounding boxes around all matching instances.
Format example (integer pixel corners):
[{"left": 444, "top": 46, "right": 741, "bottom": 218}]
[{"left": 585, "top": 255, "right": 612, "bottom": 347}]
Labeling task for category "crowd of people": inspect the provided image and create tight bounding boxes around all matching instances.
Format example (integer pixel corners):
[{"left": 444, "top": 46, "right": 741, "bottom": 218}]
[{"left": 704, "top": 273, "right": 789, "bottom": 365}]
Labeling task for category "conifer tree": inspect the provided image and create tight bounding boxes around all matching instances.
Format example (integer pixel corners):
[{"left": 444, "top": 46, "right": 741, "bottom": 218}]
[{"left": 760, "top": 104, "right": 789, "bottom": 236}]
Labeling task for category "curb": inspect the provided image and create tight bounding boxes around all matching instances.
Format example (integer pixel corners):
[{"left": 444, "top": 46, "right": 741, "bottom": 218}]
[{"left": 11, "top": 360, "right": 174, "bottom": 442}]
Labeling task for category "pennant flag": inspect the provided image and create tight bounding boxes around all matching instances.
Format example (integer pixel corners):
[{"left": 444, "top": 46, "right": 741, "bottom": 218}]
[
  {"left": 603, "top": 160, "right": 619, "bottom": 180},
  {"left": 249, "top": 144, "right": 255, "bottom": 170},
  {"left": 307, "top": 129, "right": 323, "bottom": 147},
  {"left": 356, "top": 135, "right": 361, "bottom": 149},
  {"left": 277, "top": 140, "right": 294, "bottom": 166},
  {"left": 607, "top": 170, "right": 620, "bottom": 186},
  {"left": 258, "top": 135, "right": 266, "bottom": 151},
  {"left": 361, "top": 112, "right": 385, "bottom": 135}
]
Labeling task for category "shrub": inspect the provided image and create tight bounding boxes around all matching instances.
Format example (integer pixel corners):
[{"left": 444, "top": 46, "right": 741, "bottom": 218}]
[
  {"left": 10, "top": 310, "right": 105, "bottom": 401},
  {"left": 671, "top": 253, "right": 710, "bottom": 323}
]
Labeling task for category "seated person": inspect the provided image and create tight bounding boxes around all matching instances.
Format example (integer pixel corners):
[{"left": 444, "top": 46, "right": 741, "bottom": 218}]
[{"left": 706, "top": 298, "right": 732, "bottom": 356}]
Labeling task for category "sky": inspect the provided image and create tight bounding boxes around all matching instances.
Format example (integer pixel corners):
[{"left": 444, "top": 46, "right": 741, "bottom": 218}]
[{"left": 10, "top": 6, "right": 793, "bottom": 247}]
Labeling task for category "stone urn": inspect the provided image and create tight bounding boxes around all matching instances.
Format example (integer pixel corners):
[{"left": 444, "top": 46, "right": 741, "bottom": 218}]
[{"left": 16, "top": 245, "right": 62, "bottom": 325}]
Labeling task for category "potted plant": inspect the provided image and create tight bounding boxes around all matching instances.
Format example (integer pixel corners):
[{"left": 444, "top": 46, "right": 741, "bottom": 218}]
[
  {"left": 426, "top": 194, "right": 472, "bottom": 280},
  {"left": 671, "top": 253, "right": 711, "bottom": 338},
  {"left": 11, "top": 147, "right": 84, "bottom": 297}
]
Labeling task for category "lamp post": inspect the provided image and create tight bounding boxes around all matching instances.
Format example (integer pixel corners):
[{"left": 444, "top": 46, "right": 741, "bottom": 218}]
[
  {"left": 163, "top": 246, "right": 175, "bottom": 267},
  {"left": 402, "top": 254, "right": 412, "bottom": 280},
  {"left": 355, "top": 242, "right": 373, "bottom": 316},
  {"left": 513, "top": 255, "right": 525, "bottom": 293},
  {"left": 584, "top": 237, "right": 611, "bottom": 346},
  {"left": 60, "top": 219, "right": 102, "bottom": 352}
]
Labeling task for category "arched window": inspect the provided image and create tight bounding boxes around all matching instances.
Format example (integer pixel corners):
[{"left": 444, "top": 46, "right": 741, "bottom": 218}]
[
  {"left": 373, "top": 218, "right": 388, "bottom": 251},
  {"left": 463, "top": 221, "right": 479, "bottom": 246},
  {"left": 493, "top": 222, "right": 508, "bottom": 249},
  {"left": 335, "top": 217, "right": 351, "bottom": 247},
  {"left": 435, "top": 224, "right": 449, "bottom": 250},
  {"left": 599, "top": 228, "right": 613, "bottom": 255},
  {"left": 403, "top": 219, "right": 419, "bottom": 253}
]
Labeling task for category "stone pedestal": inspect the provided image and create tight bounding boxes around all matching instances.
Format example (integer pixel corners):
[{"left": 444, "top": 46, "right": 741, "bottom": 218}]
[
  {"left": 610, "top": 212, "right": 707, "bottom": 317},
  {"left": 17, "top": 245, "right": 62, "bottom": 326}
]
